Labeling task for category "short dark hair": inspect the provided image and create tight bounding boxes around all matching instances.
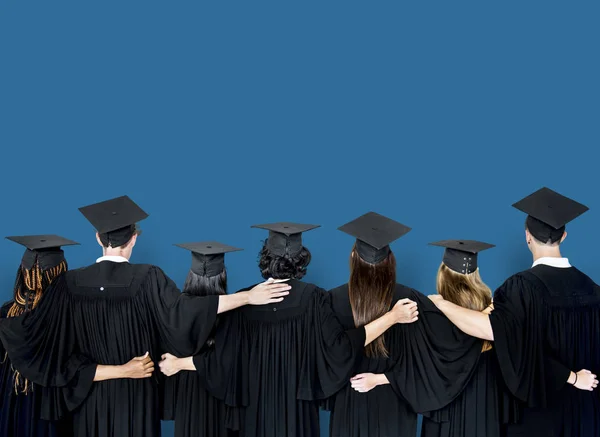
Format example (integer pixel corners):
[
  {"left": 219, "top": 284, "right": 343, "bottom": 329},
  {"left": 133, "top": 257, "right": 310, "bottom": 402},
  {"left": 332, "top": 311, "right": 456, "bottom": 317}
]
[
  {"left": 258, "top": 243, "right": 311, "bottom": 280},
  {"left": 524, "top": 217, "right": 564, "bottom": 246}
]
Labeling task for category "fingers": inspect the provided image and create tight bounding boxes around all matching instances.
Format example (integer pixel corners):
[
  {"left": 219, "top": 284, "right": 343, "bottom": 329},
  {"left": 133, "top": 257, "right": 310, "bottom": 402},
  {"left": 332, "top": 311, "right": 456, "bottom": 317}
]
[
  {"left": 266, "top": 298, "right": 285, "bottom": 304},
  {"left": 271, "top": 278, "right": 290, "bottom": 283},
  {"left": 270, "top": 291, "right": 291, "bottom": 298},
  {"left": 135, "top": 352, "right": 150, "bottom": 361},
  {"left": 397, "top": 298, "right": 415, "bottom": 305},
  {"left": 351, "top": 374, "right": 366, "bottom": 381},
  {"left": 266, "top": 284, "right": 292, "bottom": 292}
]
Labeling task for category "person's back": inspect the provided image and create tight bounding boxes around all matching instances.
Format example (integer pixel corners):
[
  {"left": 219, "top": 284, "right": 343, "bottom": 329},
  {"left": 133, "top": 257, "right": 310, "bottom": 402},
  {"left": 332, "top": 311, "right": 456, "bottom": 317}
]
[
  {"left": 0, "top": 236, "right": 78, "bottom": 437},
  {"left": 328, "top": 283, "right": 418, "bottom": 437},
  {"left": 501, "top": 263, "right": 600, "bottom": 434},
  {"left": 325, "top": 214, "right": 483, "bottom": 437}
]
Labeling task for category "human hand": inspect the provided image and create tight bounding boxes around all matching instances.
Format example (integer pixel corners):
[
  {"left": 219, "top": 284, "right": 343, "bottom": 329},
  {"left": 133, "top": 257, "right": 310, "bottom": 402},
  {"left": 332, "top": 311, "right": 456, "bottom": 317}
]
[
  {"left": 247, "top": 278, "right": 291, "bottom": 305},
  {"left": 121, "top": 352, "right": 154, "bottom": 379},
  {"left": 390, "top": 298, "right": 418, "bottom": 324}
]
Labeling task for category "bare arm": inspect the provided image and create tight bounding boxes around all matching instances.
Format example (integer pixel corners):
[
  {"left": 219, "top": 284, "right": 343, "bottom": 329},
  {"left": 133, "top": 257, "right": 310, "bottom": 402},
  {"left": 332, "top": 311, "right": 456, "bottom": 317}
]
[
  {"left": 429, "top": 295, "right": 494, "bottom": 341},
  {"left": 93, "top": 353, "right": 154, "bottom": 381},
  {"left": 217, "top": 279, "right": 291, "bottom": 314},
  {"left": 362, "top": 298, "right": 418, "bottom": 346}
]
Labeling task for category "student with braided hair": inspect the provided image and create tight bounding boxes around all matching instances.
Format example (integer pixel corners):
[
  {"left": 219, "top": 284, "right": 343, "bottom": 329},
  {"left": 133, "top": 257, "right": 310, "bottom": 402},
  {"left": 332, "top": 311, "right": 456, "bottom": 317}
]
[
  {"left": 0, "top": 235, "right": 157, "bottom": 437},
  {"left": 0, "top": 235, "right": 77, "bottom": 437},
  {"left": 0, "top": 196, "right": 291, "bottom": 437}
]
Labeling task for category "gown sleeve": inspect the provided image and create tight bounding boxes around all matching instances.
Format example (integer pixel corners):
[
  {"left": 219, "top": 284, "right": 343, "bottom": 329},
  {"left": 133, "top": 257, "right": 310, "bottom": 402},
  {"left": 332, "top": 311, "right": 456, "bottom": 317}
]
[
  {"left": 383, "top": 291, "right": 483, "bottom": 413},
  {"left": 297, "top": 290, "right": 366, "bottom": 401},
  {"left": 489, "top": 273, "right": 567, "bottom": 407},
  {"left": 192, "top": 308, "right": 248, "bottom": 407},
  {"left": 144, "top": 267, "right": 220, "bottom": 358},
  {"left": 0, "top": 275, "right": 97, "bottom": 416}
]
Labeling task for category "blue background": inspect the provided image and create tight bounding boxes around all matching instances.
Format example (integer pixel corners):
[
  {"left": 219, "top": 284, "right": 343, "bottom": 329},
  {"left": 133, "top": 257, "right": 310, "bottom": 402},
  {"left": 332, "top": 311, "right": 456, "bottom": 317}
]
[{"left": 1, "top": 2, "right": 598, "bottom": 436}]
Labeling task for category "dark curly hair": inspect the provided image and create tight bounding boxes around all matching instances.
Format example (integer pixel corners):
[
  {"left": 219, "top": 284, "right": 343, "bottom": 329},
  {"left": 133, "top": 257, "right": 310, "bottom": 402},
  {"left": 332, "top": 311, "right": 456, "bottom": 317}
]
[{"left": 258, "top": 243, "right": 312, "bottom": 280}]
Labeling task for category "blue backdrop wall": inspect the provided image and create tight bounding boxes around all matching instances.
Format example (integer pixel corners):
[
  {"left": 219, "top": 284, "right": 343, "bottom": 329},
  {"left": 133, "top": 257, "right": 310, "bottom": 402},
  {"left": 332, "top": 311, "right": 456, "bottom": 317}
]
[{"left": 1, "top": 2, "right": 598, "bottom": 436}]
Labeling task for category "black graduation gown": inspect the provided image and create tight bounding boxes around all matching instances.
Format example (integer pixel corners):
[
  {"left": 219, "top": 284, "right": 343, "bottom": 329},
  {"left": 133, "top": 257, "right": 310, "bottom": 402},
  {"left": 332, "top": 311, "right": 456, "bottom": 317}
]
[
  {"left": 163, "top": 332, "right": 235, "bottom": 437},
  {"left": 323, "top": 284, "right": 484, "bottom": 437},
  {"left": 0, "top": 261, "right": 219, "bottom": 437},
  {"left": 420, "top": 350, "right": 516, "bottom": 437},
  {"left": 0, "top": 301, "right": 74, "bottom": 437},
  {"left": 490, "top": 265, "right": 600, "bottom": 437},
  {"left": 193, "top": 279, "right": 367, "bottom": 437}
]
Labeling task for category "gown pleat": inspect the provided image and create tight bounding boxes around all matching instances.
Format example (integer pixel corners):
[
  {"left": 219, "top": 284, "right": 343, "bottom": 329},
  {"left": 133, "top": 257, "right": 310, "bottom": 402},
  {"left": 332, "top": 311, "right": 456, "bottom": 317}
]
[{"left": 0, "top": 262, "right": 219, "bottom": 437}]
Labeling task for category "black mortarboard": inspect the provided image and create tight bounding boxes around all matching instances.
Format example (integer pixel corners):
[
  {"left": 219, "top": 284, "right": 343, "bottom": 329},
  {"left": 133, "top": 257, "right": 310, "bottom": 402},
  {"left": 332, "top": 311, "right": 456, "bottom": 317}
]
[
  {"left": 251, "top": 222, "right": 320, "bottom": 257},
  {"left": 338, "top": 212, "right": 411, "bottom": 264},
  {"left": 429, "top": 240, "right": 495, "bottom": 274},
  {"left": 79, "top": 196, "right": 148, "bottom": 248},
  {"left": 175, "top": 241, "right": 243, "bottom": 277},
  {"left": 512, "top": 187, "right": 589, "bottom": 244},
  {"left": 6, "top": 234, "right": 79, "bottom": 270}
]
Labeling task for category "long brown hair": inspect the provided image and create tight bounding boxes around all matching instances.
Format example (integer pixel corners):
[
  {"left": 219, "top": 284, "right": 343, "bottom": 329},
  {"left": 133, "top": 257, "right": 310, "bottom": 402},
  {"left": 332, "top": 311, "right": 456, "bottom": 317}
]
[
  {"left": 348, "top": 243, "right": 396, "bottom": 358},
  {"left": 436, "top": 263, "right": 493, "bottom": 351},
  {"left": 4, "top": 258, "right": 67, "bottom": 393}
]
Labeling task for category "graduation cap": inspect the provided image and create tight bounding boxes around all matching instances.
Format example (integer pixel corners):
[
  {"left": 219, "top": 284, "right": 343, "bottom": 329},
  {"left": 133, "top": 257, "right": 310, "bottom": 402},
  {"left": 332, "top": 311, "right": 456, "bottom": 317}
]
[
  {"left": 6, "top": 234, "right": 79, "bottom": 270},
  {"left": 512, "top": 187, "right": 589, "bottom": 244},
  {"left": 429, "top": 240, "right": 495, "bottom": 274},
  {"left": 79, "top": 196, "right": 149, "bottom": 248},
  {"left": 251, "top": 222, "right": 320, "bottom": 257},
  {"left": 338, "top": 212, "right": 411, "bottom": 264},
  {"left": 175, "top": 241, "right": 243, "bottom": 277}
]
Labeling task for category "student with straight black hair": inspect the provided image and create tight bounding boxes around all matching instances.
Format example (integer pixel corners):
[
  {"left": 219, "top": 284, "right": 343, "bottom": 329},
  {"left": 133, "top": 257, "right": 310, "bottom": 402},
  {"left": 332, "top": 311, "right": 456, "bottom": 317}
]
[{"left": 162, "top": 241, "right": 244, "bottom": 437}]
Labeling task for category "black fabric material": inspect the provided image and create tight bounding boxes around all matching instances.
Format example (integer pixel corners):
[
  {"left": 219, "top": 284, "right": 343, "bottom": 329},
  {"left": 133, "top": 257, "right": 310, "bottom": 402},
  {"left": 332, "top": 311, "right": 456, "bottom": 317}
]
[
  {"left": 193, "top": 280, "right": 366, "bottom": 437},
  {"left": 512, "top": 187, "right": 589, "bottom": 230},
  {"left": 0, "top": 262, "right": 220, "bottom": 437},
  {"left": 265, "top": 231, "right": 303, "bottom": 257},
  {"left": 443, "top": 248, "right": 478, "bottom": 274},
  {"left": 355, "top": 239, "right": 390, "bottom": 264},
  {"left": 490, "top": 265, "right": 600, "bottom": 436},
  {"left": 98, "top": 225, "right": 136, "bottom": 248},
  {"left": 191, "top": 253, "right": 225, "bottom": 277},
  {"left": 0, "top": 301, "right": 74, "bottom": 437},
  {"left": 20, "top": 249, "right": 66, "bottom": 271},
  {"left": 526, "top": 215, "right": 565, "bottom": 244},
  {"left": 324, "top": 284, "right": 483, "bottom": 437},
  {"left": 421, "top": 351, "right": 519, "bottom": 437},
  {"left": 79, "top": 195, "right": 148, "bottom": 234}
]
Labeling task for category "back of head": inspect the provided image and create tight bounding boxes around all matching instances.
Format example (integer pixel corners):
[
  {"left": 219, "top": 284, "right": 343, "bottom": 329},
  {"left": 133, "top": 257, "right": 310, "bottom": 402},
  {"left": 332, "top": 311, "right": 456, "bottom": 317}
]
[
  {"left": 436, "top": 263, "right": 492, "bottom": 351},
  {"left": 183, "top": 269, "right": 228, "bottom": 297},
  {"left": 349, "top": 244, "right": 396, "bottom": 358},
  {"left": 258, "top": 243, "right": 312, "bottom": 280},
  {"left": 436, "top": 263, "right": 491, "bottom": 311},
  {"left": 8, "top": 250, "right": 68, "bottom": 393},
  {"left": 9, "top": 249, "right": 67, "bottom": 318}
]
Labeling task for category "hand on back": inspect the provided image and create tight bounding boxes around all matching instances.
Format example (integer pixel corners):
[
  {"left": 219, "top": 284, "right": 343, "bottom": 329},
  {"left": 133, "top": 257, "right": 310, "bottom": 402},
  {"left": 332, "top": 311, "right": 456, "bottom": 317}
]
[{"left": 247, "top": 278, "right": 291, "bottom": 305}]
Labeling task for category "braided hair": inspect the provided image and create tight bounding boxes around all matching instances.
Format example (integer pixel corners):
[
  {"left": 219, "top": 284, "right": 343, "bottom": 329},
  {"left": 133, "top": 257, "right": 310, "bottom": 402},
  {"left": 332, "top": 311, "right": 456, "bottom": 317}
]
[{"left": 4, "top": 254, "right": 67, "bottom": 393}]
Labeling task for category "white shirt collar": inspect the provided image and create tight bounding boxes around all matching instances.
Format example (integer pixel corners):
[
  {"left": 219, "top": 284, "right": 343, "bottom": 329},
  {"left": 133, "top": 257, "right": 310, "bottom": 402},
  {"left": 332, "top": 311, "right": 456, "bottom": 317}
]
[
  {"left": 96, "top": 255, "right": 130, "bottom": 264},
  {"left": 532, "top": 257, "right": 571, "bottom": 268}
]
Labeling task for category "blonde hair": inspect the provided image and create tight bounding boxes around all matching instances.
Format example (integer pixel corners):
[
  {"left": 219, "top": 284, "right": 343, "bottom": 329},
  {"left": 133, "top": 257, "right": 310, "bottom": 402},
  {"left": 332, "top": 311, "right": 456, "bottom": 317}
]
[{"left": 436, "top": 263, "right": 493, "bottom": 352}]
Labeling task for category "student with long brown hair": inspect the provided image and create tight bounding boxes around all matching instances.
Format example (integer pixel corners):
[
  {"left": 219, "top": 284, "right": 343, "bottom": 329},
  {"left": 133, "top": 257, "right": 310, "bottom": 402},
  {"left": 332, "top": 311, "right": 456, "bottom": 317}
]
[{"left": 326, "top": 213, "right": 484, "bottom": 437}]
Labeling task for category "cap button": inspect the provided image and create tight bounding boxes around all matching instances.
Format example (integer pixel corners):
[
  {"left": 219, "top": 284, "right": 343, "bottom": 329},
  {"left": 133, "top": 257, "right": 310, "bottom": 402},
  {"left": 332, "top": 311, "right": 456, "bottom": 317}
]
[
  {"left": 100, "top": 287, "right": 104, "bottom": 291},
  {"left": 273, "top": 307, "right": 277, "bottom": 312}
]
